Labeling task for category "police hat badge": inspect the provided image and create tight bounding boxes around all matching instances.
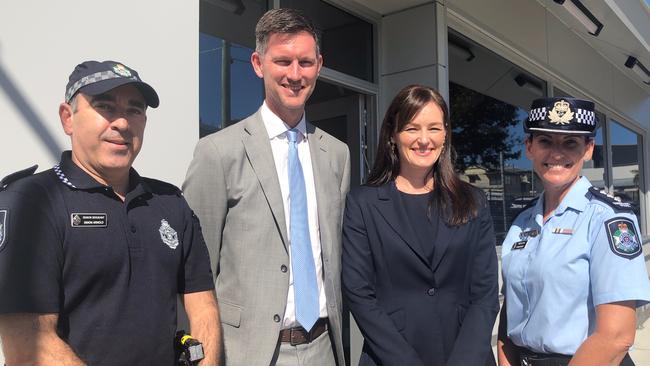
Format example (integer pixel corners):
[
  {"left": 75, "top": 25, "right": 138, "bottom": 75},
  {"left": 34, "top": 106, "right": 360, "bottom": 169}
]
[{"left": 525, "top": 97, "right": 597, "bottom": 136}]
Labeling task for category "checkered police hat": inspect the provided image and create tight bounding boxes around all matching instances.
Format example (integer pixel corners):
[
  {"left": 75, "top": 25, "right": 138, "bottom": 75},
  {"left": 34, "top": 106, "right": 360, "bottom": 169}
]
[
  {"left": 525, "top": 97, "right": 597, "bottom": 136},
  {"left": 65, "top": 60, "right": 159, "bottom": 108}
]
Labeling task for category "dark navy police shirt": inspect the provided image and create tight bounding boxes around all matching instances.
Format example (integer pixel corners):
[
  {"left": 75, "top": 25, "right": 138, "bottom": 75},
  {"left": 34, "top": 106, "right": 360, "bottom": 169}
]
[{"left": 0, "top": 151, "right": 214, "bottom": 365}]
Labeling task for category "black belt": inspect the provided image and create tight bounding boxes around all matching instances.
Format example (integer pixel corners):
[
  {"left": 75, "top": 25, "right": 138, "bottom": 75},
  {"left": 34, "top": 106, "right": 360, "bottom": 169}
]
[
  {"left": 279, "top": 318, "right": 328, "bottom": 346},
  {"left": 516, "top": 346, "right": 635, "bottom": 366}
]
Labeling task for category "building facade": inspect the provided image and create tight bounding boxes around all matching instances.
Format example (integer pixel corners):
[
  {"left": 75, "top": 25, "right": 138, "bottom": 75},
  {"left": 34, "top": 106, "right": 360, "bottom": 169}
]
[{"left": 1, "top": 0, "right": 649, "bottom": 363}]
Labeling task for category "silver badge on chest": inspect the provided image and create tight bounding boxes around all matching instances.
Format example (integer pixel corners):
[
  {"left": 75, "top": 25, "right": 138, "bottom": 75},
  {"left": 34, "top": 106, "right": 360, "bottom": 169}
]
[
  {"left": 159, "top": 219, "right": 179, "bottom": 250},
  {"left": 0, "top": 210, "right": 6, "bottom": 250}
]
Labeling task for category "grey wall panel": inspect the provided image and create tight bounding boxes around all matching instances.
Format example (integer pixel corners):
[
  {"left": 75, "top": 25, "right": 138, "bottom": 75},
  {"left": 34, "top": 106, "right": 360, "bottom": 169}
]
[
  {"left": 612, "top": 72, "right": 650, "bottom": 131},
  {"left": 380, "top": 65, "right": 437, "bottom": 116},
  {"left": 546, "top": 13, "right": 615, "bottom": 106},
  {"left": 0, "top": 0, "right": 199, "bottom": 187},
  {"left": 381, "top": 3, "right": 437, "bottom": 75},
  {"left": 449, "top": 0, "right": 548, "bottom": 63}
]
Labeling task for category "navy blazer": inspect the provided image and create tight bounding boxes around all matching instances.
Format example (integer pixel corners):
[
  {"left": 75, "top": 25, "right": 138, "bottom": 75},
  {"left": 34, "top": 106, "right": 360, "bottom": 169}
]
[{"left": 342, "top": 182, "right": 499, "bottom": 366}]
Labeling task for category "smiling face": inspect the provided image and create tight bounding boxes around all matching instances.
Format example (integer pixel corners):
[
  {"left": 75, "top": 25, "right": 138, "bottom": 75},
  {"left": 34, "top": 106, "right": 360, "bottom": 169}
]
[
  {"left": 59, "top": 84, "right": 147, "bottom": 184},
  {"left": 394, "top": 102, "right": 446, "bottom": 180},
  {"left": 525, "top": 132, "right": 594, "bottom": 193},
  {"left": 251, "top": 30, "right": 322, "bottom": 126}
]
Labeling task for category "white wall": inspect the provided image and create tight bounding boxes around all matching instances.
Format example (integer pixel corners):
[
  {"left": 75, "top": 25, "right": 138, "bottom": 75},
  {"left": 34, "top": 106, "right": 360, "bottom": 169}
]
[{"left": 0, "top": 0, "right": 200, "bottom": 187}]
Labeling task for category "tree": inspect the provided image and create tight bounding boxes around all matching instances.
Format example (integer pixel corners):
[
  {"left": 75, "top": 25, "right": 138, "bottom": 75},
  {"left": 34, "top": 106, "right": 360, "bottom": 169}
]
[{"left": 449, "top": 82, "right": 521, "bottom": 171}]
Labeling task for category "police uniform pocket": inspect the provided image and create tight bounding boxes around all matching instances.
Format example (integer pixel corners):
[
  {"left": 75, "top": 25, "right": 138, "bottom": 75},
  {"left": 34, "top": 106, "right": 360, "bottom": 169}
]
[{"left": 219, "top": 300, "right": 242, "bottom": 328}]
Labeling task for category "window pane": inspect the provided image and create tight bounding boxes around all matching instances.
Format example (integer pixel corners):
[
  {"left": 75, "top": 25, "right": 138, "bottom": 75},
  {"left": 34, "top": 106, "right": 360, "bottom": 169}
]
[
  {"left": 281, "top": 0, "right": 374, "bottom": 82},
  {"left": 448, "top": 30, "right": 546, "bottom": 243},
  {"left": 610, "top": 121, "right": 642, "bottom": 217},
  {"left": 450, "top": 82, "right": 541, "bottom": 242},
  {"left": 199, "top": 0, "right": 267, "bottom": 136}
]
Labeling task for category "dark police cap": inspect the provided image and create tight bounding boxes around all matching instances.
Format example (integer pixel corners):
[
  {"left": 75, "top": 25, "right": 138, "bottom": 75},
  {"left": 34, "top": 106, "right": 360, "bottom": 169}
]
[
  {"left": 65, "top": 60, "right": 159, "bottom": 108},
  {"left": 524, "top": 97, "right": 597, "bottom": 136}
]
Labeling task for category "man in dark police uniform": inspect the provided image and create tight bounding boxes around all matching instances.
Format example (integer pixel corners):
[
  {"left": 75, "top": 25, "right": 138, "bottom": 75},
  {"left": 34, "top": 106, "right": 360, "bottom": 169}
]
[{"left": 0, "top": 60, "right": 221, "bottom": 365}]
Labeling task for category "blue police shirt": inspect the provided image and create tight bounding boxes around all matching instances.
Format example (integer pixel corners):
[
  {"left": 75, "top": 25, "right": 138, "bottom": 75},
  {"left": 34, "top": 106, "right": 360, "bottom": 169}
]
[{"left": 501, "top": 176, "right": 650, "bottom": 355}]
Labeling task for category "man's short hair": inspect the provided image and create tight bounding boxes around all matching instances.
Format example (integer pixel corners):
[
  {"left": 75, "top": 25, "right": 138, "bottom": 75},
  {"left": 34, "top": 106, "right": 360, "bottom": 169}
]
[{"left": 255, "top": 8, "right": 320, "bottom": 55}]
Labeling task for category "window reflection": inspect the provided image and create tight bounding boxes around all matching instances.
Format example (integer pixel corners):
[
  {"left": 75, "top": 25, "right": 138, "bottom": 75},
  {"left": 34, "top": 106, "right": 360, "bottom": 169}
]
[
  {"left": 280, "top": 0, "right": 374, "bottom": 82},
  {"left": 610, "top": 121, "right": 642, "bottom": 217},
  {"left": 199, "top": 0, "right": 266, "bottom": 137},
  {"left": 450, "top": 82, "right": 542, "bottom": 241}
]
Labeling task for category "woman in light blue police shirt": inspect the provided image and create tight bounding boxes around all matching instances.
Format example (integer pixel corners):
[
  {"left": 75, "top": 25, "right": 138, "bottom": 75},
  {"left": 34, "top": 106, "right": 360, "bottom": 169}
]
[{"left": 497, "top": 97, "right": 650, "bottom": 366}]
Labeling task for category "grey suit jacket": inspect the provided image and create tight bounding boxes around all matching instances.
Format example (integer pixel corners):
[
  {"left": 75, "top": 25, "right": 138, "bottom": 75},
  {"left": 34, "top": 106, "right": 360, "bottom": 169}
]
[{"left": 183, "top": 108, "right": 350, "bottom": 366}]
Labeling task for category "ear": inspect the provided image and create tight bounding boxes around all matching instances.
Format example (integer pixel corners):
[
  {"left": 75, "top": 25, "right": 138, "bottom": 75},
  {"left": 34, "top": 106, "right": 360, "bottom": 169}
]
[
  {"left": 251, "top": 52, "right": 264, "bottom": 79},
  {"left": 524, "top": 137, "right": 533, "bottom": 160},
  {"left": 59, "top": 102, "right": 74, "bottom": 136},
  {"left": 317, "top": 54, "right": 323, "bottom": 74},
  {"left": 583, "top": 138, "right": 595, "bottom": 161}
]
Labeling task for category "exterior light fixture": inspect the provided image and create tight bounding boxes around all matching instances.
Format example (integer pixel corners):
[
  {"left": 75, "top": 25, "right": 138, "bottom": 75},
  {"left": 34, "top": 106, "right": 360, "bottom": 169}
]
[
  {"left": 553, "top": 0, "right": 603, "bottom": 36},
  {"left": 448, "top": 39, "right": 475, "bottom": 62},
  {"left": 514, "top": 74, "right": 544, "bottom": 96},
  {"left": 625, "top": 56, "right": 650, "bottom": 85}
]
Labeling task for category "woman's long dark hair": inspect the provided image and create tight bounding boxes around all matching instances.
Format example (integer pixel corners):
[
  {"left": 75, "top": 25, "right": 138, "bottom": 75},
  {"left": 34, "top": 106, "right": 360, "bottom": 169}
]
[{"left": 366, "top": 84, "right": 479, "bottom": 225}]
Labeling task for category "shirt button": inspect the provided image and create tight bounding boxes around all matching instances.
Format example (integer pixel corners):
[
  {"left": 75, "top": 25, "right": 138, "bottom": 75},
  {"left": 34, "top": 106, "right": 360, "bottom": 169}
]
[
  {"left": 273, "top": 314, "right": 281, "bottom": 323},
  {"left": 280, "top": 265, "right": 288, "bottom": 273},
  {"left": 426, "top": 288, "right": 436, "bottom": 296},
  {"left": 130, "top": 225, "right": 137, "bottom": 233}
]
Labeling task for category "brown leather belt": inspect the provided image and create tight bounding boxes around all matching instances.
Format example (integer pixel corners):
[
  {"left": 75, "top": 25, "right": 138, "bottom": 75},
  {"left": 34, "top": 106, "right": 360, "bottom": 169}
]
[{"left": 279, "top": 318, "right": 328, "bottom": 346}]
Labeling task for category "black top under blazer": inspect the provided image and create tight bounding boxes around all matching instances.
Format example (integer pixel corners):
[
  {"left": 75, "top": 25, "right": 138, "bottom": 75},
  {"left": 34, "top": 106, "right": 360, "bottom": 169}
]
[{"left": 342, "top": 182, "right": 499, "bottom": 366}]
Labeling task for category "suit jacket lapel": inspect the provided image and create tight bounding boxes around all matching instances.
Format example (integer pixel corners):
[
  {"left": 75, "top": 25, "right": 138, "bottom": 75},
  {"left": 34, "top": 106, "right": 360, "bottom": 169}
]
[
  {"left": 307, "top": 124, "right": 335, "bottom": 260},
  {"left": 430, "top": 216, "right": 452, "bottom": 272},
  {"left": 374, "top": 183, "right": 430, "bottom": 267},
  {"left": 241, "top": 111, "right": 289, "bottom": 252}
]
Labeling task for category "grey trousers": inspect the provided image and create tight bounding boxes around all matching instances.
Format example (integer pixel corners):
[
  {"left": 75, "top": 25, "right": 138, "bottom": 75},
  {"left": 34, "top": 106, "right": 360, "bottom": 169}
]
[{"left": 271, "top": 330, "right": 336, "bottom": 366}]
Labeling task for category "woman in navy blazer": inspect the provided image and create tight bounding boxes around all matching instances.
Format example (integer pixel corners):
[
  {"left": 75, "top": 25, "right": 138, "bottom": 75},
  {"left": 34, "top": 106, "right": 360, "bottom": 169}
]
[{"left": 342, "top": 85, "right": 499, "bottom": 366}]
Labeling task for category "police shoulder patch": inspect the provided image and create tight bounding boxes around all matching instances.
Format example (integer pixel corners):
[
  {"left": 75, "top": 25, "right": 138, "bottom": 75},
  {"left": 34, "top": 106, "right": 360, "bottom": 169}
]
[
  {"left": 604, "top": 217, "right": 641, "bottom": 259},
  {"left": 0, "top": 209, "right": 7, "bottom": 252},
  {"left": 589, "top": 187, "right": 635, "bottom": 213}
]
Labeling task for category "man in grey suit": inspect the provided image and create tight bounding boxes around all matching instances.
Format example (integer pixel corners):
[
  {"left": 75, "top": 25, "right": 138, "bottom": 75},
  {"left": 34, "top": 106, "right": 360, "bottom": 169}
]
[{"left": 183, "top": 8, "right": 350, "bottom": 366}]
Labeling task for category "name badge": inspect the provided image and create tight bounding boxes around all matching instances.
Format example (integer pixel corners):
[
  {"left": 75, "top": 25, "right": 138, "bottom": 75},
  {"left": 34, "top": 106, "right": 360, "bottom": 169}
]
[
  {"left": 512, "top": 241, "right": 527, "bottom": 250},
  {"left": 71, "top": 213, "right": 107, "bottom": 227}
]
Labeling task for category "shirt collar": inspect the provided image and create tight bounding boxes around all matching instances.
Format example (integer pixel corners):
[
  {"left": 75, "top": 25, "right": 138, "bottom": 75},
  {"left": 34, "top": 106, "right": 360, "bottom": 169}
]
[
  {"left": 55, "top": 151, "right": 148, "bottom": 196},
  {"left": 260, "top": 101, "right": 307, "bottom": 140},
  {"left": 555, "top": 176, "right": 592, "bottom": 214}
]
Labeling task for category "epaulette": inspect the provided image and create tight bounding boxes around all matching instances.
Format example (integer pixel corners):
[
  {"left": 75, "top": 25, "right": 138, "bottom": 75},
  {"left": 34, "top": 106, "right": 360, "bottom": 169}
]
[
  {"left": 513, "top": 196, "right": 539, "bottom": 220},
  {"left": 0, "top": 165, "right": 38, "bottom": 191},
  {"left": 588, "top": 186, "right": 635, "bottom": 213}
]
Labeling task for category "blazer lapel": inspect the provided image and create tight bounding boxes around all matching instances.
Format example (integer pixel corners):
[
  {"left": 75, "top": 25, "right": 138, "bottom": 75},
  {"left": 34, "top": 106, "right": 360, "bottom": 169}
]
[
  {"left": 307, "top": 124, "right": 335, "bottom": 260},
  {"left": 373, "top": 183, "right": 430, "bottom": 267},
  {"left": 430, "top": 217, "right": 453, "bottom": 272},
  {"left": 241, "top": 112, "right": 289, "bottom": 252}
]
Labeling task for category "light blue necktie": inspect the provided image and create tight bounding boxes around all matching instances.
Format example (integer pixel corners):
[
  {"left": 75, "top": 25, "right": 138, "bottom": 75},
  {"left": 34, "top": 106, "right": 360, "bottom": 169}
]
[{"left": 286, "top": 129, "right": 319, "bottom": 331}]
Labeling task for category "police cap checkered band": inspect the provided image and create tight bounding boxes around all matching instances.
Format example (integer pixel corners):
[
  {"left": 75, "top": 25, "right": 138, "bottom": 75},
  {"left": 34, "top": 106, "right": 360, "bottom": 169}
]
[
  {"left": 65, "top": 60, "right": 159, "bottom": 108},
  {"left": 524, "top": 97, "right": 597, "bottom": 136}
]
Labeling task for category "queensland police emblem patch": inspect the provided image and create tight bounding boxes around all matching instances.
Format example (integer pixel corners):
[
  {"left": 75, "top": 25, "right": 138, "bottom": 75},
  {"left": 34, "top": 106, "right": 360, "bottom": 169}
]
[
  {"left": 112, "top": 63, "right": 132, "bottom": 77},
  {"left": 159, "top": 219, "right": 179, "bottom": 250},
  {"left": 605, "top": 217, "right": 641, "bottom": 259},
  {"left": 0, "top": 210, "right": 6, "bottom": 250}
]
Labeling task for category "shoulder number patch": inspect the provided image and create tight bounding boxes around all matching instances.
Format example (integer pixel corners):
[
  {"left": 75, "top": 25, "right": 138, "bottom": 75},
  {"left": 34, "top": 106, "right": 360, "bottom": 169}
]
[
  {"left": 605, "top": 217, "right": 641, "bottom": 259},
  {"left": 0, "top": 210, "right": 7, "bottom": 251}
]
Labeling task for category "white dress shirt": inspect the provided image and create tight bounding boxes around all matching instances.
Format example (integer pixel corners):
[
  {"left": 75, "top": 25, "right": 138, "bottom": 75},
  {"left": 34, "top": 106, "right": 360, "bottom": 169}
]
[{"left": 260, "top": 102, "right": 328, "bottom": 329}]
